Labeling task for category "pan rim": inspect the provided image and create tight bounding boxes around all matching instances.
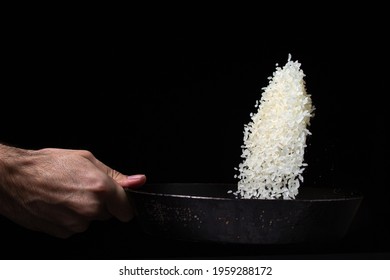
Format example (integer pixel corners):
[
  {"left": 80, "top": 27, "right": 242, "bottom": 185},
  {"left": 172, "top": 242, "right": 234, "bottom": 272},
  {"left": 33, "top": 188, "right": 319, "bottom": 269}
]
[{"left": 126, "top": 182, "right": 364, "bottom": 202}]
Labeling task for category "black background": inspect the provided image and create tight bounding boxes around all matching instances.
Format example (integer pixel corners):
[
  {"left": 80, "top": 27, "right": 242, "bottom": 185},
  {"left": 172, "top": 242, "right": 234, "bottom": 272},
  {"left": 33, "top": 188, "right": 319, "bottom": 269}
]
[{"left": 1, "top": 7, "right": 389, "bottom": 259}]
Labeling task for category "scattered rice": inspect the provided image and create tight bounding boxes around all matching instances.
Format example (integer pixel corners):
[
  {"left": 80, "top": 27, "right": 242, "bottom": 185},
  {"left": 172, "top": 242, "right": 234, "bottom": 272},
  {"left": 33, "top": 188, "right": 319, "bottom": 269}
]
[{"left": 233, "top": 54, "right": 315, "bottom": 200}]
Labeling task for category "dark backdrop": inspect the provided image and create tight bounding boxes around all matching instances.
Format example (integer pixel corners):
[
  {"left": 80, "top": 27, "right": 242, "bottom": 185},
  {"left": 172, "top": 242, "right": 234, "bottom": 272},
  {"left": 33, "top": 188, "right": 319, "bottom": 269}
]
[{"left": 1, "top": 11, "right": 388, "bottom": 259}]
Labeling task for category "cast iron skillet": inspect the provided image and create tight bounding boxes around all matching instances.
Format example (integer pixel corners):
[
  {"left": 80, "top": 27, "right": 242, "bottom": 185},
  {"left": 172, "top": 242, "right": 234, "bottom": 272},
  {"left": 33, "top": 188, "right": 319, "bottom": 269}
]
[{"left": 125, "top": 183, "right": 363, "bottom": 245}]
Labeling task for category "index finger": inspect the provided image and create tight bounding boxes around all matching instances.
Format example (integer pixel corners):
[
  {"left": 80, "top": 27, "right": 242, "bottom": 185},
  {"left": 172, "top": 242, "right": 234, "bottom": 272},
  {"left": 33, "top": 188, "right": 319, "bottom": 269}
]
[{"left": 105, "top": 178, "right": 133, "bottom": 222}]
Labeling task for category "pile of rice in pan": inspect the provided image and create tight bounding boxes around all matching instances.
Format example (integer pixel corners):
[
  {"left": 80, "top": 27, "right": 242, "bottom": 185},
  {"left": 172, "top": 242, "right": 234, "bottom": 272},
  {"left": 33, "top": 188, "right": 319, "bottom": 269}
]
[{"left": 232, "top": 54, "right": 315, "bottom": 200}]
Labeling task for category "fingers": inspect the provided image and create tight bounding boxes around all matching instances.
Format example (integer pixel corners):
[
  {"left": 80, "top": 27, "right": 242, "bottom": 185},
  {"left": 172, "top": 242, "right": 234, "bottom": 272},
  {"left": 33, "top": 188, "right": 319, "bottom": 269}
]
[
  {"left": 104, "top": 174, "right": 145, "bottom": 221},
  {"left": 96, "top": 165, "right": 145, "bottom": 221},
  {"left": 77, "top": 150, "right": 144, "bottom": 222},
  {"left": 105, "top": 181, "right": 134, "bottom": 222}
]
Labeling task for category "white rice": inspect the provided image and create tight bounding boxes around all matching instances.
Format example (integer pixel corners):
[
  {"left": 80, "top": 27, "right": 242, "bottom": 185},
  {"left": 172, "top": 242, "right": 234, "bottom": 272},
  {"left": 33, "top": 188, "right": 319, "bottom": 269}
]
[{"left": 233, "top": 54, "right": 315, "bottom": 200}]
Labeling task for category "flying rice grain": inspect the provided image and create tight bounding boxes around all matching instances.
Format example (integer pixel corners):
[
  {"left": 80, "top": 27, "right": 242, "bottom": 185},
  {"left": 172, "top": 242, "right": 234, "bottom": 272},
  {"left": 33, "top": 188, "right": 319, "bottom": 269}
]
[{"left": 233, "top": 54, "right": 315, "bottom": 200}]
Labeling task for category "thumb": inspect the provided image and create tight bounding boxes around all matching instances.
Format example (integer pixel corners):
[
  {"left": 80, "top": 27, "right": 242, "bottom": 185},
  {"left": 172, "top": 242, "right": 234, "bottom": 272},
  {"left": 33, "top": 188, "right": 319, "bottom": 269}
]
[{"left": 116, "top": 174, "right": 147, "bottom": 189}]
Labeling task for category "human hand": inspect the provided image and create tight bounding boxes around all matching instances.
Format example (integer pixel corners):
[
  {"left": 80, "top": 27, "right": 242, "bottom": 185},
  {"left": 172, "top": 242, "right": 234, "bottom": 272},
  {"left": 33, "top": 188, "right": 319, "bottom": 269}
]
[{"left": 0, "top": 146, "right": 146, "bottom": 238}]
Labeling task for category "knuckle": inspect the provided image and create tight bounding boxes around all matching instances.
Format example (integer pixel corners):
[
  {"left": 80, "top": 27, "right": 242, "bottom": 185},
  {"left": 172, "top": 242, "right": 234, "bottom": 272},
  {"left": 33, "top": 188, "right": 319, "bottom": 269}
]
[
  {"left": 81, "top": 202, "right": 105, "bottom": 219},
  {"left": 90, "top": 176, "right": 115, "bottom": 195},
  {"left": 77, "top": 149, "right": 94, "bottom": 159},
  {"left": 91, "top": 180, "right": 112, "bottom": 196}
]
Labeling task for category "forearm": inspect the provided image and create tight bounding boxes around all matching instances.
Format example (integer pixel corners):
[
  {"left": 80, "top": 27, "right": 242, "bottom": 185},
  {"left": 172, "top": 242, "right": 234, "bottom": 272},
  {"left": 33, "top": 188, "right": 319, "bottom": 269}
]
[
  {"left": 0, "top": 144, "right": 31, "bottom": 215},
  {"left": 0, "top": 143, "right": 30, "bottom": 180}
]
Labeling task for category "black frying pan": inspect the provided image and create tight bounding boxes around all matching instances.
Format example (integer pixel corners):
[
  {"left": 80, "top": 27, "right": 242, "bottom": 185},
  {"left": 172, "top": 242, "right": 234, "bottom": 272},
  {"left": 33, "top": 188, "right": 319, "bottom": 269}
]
[{"left": 125, "top": 183, "right": 363, "bottom": 245}]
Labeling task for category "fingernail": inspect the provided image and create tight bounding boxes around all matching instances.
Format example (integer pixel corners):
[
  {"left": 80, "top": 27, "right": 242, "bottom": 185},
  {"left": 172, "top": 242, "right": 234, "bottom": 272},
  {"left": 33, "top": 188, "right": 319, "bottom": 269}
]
[{"left": 127, "top": 174, "right": 145, "bottom": 180}]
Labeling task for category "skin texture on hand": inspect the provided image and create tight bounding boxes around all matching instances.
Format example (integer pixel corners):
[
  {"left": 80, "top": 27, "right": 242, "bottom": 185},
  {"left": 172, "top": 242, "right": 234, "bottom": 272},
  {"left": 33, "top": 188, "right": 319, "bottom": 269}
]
[{"left": 0, "top": 145, "right": 146, "bottom": 238}]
